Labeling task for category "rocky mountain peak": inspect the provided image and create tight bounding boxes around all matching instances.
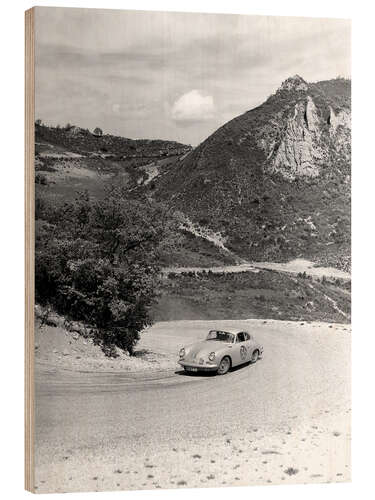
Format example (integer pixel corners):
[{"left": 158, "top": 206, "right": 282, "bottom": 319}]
[
  {"left": 279, "top": 74, "right": 308, "bottom": 92},
  {"left": 154, "top": 76, "right": 351, "bottom": 263}
]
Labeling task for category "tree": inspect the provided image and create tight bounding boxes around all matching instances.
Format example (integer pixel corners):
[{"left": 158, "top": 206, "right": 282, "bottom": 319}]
[
  {"left": 35, "top": 188, "right": 172, "bottom": 354},
  {"left": 93, "top": 127, "right": 103, "bottom": 137}
]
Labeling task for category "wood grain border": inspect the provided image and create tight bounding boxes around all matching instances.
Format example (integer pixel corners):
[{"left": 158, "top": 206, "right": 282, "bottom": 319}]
[{"left": 25, "top": 7, "right": 35, "bottom": 493}]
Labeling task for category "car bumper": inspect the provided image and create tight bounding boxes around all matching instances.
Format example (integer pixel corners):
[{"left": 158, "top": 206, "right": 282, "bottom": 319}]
[{"left": 178, "top": 360, "right": 218, "bottom": 371}]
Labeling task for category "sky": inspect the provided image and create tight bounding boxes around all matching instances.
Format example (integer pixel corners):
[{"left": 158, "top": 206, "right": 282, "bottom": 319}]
[{"left": 35, "top": 7, "right": 351, "bottom": 146}]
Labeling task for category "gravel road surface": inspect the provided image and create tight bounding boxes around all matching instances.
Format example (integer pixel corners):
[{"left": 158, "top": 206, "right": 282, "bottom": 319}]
[{"left": 35, "top": 319, "right": 351, "bottom": 493}]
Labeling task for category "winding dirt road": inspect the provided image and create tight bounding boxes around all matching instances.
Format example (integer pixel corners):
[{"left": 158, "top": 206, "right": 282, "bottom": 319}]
[
  {"left": 164, "top": 258, "right": 351, "bottom": 280},
  {"left": 35, "top": 319, "right": 351, "bottom": 493}
]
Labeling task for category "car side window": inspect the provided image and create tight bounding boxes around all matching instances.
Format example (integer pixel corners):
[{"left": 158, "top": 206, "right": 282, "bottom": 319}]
[
  {"left": 243, "top": 332, "right": 250, "bottom": 341},
  {"left": 237, "top": 332, "right": 245, "bottom": 343}
]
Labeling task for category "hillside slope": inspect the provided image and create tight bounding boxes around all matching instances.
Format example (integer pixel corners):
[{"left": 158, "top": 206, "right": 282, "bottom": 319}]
[
  {"left": 34, "top": 125, "right": 237, "bottom": 267},
  {"left": 35, "top": 124, "right": 192, "bottom": 200},
  {"left": 154, "top": 76, "right": 351, "bottom": 269}
]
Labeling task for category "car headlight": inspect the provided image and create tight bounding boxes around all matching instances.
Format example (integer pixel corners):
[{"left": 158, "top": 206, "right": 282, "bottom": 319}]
[
  {"left": 179, "top": 348, "right": 185, "bottom": 359},
  {"left": 208, "top": 352, "right": 216, "bottom": 362}
]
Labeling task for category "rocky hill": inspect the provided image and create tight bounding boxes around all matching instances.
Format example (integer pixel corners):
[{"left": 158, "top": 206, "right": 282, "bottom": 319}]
[{"left": 154, "top": 76, "right": 351, "bottom": 269}]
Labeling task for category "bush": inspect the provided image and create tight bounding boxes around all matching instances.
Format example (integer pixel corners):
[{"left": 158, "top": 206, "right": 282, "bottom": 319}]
[
  {"left": 93, "top": 127, "right": 103, "bottom": 137},
  {"left": 35, "top": 188, "right": 172, "bottom": 354}
]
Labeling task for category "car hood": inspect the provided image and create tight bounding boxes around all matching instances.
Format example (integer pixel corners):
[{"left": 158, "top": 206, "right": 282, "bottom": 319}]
[{"left": 185, "top": 340, "right": 231, "bottom": 360}]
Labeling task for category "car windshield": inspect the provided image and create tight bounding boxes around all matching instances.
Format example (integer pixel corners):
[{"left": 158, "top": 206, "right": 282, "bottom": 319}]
[{"left": 206, "top": 330, "right": 235, "bottom": 343}]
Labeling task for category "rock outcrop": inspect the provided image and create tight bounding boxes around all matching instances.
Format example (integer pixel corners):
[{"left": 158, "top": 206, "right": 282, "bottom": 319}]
[
  {"left": 329, "top": 107, "right": 351, "bottom": 132},
  {"left": 278, "top": 74, "right": 308, "bottom": 92},
  {"left": 259, "top": 83, "right": 351, "bottom": 180},
  {"left": 266, "top": 97, "right": 323, "bottom": 179}
]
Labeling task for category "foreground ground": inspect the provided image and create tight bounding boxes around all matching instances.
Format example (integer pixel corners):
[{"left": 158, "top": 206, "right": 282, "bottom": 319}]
[{"left": 35, "top": 319, "right": 351, "bottom": 493}]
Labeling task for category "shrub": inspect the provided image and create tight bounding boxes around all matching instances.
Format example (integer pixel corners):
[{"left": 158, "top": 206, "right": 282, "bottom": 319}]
[
  {"left": 93, "top": 127, "right": 103, "bottom": 137},
  {"left": 35, "top": 188, "right": 172, "bottom": 355}
]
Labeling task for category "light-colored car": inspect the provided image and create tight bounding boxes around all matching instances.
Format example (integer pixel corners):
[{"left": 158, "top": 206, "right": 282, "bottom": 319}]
[{"left": 178, "top": 329, "right": 263, "bottom": 375}]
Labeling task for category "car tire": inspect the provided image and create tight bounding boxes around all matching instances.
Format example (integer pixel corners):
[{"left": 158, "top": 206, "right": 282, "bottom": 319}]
[
  {"left": 217, "top": 356, "right": 231, "bottom": 375},
  {"left": 250, "top": 349, "right": 259, "bottom": 364}
]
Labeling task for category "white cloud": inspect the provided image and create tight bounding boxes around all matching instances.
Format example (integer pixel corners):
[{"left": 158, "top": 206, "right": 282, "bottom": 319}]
[{"left": 171, "top": 90, "right": 215, "bottom": 124}]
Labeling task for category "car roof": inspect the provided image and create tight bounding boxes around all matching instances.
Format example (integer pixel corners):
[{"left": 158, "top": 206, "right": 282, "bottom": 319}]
[
  {"left": 210, "top": 329, "right": 234, "bottom": 334},
  {"left": 209, "top": 330, "right": 250, "bottom": 336}
]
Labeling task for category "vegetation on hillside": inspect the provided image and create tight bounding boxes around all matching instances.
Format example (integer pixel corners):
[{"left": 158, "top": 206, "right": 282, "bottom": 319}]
[
  {"left": 35, "top": 121, "right": 191, "bottom": 158},
  {"left": 154, "top": 269, "right": 351, "bottom": 323},
  {"left": 34, "top": 122, "right": 192, "bottom": 205}
]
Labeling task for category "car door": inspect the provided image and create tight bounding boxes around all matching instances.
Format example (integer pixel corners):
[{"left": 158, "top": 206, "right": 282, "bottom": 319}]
[
  {"left": 242, "top": 332, "right": 254, "bottom": 362},
  {"left": 232, "top": 332, "right": 248, "bottom": 366}
]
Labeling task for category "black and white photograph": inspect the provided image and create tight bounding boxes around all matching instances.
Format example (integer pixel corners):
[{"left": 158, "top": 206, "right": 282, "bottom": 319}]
[{"left": 27, "top": 6, "right": 351, "bottom": 494}]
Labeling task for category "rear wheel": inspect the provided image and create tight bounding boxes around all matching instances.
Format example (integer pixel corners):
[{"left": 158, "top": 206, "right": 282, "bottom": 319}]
[
  {"left": 217, "top": 356, "right": 231, "bottom": 375},
  {"left": 250, "top": 349, "right": 259, "bottom": 364}
]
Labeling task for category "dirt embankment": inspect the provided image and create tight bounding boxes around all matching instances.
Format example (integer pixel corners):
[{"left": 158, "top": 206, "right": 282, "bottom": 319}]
[{"left": 35, "top": 323, "right": 176, "bottom": 374}]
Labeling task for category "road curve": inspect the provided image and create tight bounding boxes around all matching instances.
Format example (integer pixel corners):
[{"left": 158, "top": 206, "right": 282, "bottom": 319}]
[
  {"left": 163, "top": 258, "right": 351, "bottom": 280},
  {"left": 35, "top": 319, "right": 351, "bottom": 493}
]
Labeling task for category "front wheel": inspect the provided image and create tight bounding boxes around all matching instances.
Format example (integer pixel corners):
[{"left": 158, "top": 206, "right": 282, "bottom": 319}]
[
  {"left": 250, "top": 349, "right": 259, "bottom": 364},
  {"left": 217, "top": 356, "right": 231, "bottom": 375}
]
